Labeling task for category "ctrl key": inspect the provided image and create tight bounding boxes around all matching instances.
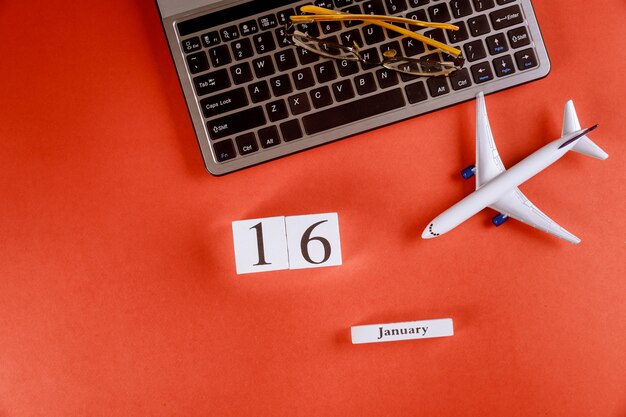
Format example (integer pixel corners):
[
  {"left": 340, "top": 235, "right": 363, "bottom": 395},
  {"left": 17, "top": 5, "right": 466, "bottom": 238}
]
[{"left": 213, "top": 139, "right": 237, "bottom": 162}]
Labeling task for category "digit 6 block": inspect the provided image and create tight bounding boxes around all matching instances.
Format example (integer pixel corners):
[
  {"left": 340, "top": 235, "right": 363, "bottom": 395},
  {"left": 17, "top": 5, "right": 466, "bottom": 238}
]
[{"left": 285, "top": 213, "right": 342, "bottom": 270}]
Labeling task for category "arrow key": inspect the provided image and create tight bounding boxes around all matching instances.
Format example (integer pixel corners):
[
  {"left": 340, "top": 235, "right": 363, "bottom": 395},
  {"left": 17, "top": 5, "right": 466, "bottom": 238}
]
[
  {"left": 470, "top": 61, "right": 494, "bottom": 83},
  {"left": 493, "top": 55, "right": 516, "bottom": 77},
  {"left": 514, "top": 48, "right": 538, "bottom": 70},
  {"left": 486, "top": 33, "right": 509, "bottom": 55}
]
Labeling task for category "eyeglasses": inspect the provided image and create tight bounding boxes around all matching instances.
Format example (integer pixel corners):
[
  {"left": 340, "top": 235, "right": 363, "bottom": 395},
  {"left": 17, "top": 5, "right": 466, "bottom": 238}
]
[
  {"left": 287, "top": 6, "right": 465, "bottom": 77},
  {"left": 287, "top": 28, "right": 464, "bottom": 77}
]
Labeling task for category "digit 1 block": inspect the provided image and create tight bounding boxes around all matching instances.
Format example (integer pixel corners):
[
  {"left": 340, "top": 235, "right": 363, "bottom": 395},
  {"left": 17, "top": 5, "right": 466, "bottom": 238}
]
[
  {"left": 232, "top": 216, "right": 289, "bottom": 274},
  {"left": 285, "top": 213, "right": 342, "bottom": 270}
]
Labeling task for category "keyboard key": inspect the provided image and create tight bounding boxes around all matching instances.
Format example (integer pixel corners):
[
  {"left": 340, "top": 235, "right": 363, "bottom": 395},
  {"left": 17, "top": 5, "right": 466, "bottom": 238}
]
[
  {"left": 193, "top": 69, "right": 231, "bottom": 97},
  {"left": 359, "top": 48, "right": 380, "bottom": 70},
  {"left": 186, "top": 51, "right": 209, "bottom": 74},
  {"left": 468, "top": 15, "right": 491, "bottom": 36},
  {"left": 266, "top": 99, "right": 289, "bottom": 122},
  {"left": 508, "top": 26, "right": 531, "bottom": 48},
  {"left": 405, "top": 81, "right": 428, "bottom": 103},
  {"left": 450, "top": 0, "right": 473, "bottom": 18},
  {"left": 208, "top": 45, "right": 232, "bottom": 67},
  {"left": 275, "top": 49, "right": 298, "bottom": 72},
  {"left": 471, "top": 61, "right": 494, "bottom": 83},
  {"left": 288, "top": 92, "right": 311, "bottom": 115},
  {"left": 407, "top": 9, "right": 428, "bottom": 22},
  {"left": 363, "top": 0, "right": 386, "bottom": 15},
  {"left": 275, "top": 27, "right": 290, "bottom": 48},
  {"left": 235, "top": 132, "right": 259, "bottom": 155},
  {"left": 447, "top": 21, "right": 469, "bottom": 43},
  {"left": 280, "top": 120, "right": 304, "bottom": 142},
  {"left": 331, "top": 79, "right": 355, "bottom": 102},
  {"left": 314, "top": 61, "right": 338, "bottom": 83},
  {"left": 335, "top": 0, "right": 356, "bottom": 7},
  {"left": 363, "top": 25, "right": 385, "bottom": 45},
  {"left": 181, "top": 37, "right": 202, "bottom": 54},
  {"left": 493, "top": 55, "right": 516, "bottom": 77},
  {"left": 449, "top": 68, "right": 472, "bottom": 90},
  {"left": 253, "top": 32, "right": 276, "bottom": 54},
  {"left": 337, "top": 59, "right": 360, "bottom": 76},
  {"left": 376, "top": 69, "right": 399, "bottom": 88},
  {"left": 199, "top": 87, "right": 249, "bottom": 118},
  {"left": 258, "top": 14, "right": 278, "bottom": 30},
  {"left": 343, "top": 5, "right": 363, "bottom": 27},
  {"left": 270, "top": 74, "right": 293, "bottom": 96},
  {"left": 472, "top": 0, "right": 495, "bottom": 12},
  {"left": 207, "top": 107, "right": 266, "bottom": 140},
  {"left": 428, "top": 4, "right": 451, "bottom": 22},
  {"left": 258, "top": 126, "right": 281, "bottom": 148},
  {"left": 231, "top": 62, "right": 253, "bottom": 84},
  {"left": 408, "top": 0, "right": 429, "bottom": 6},
  {"left": 464, "top": 39, "right": 487, "bottom": 62},
  {"left": 314, "top": 0, "right": 334, "bottom": 8},
  {"left": 295, "top": 47, "right": 320, "bottom": 65},
  {"left": 427, "top": 77, "right": 450, "bottom": 97},
  {"left": 320, "top": 21, "right": 342, "bottom": 34},
  {"left": 248, "top": 80, "right": 271, "bottom": 103},
  {"left": 402, "top": 37, "right": 425, "bottom": 56},
  {"left": 354, "top": 73, "right": 377, "bottom": 95},
  {"left": 239, "top": 20, "right": 259, "bottom": 37},
  {"left": 380, "top": 40, "right": 401, "bottom": 56},
  {"left": 276, "top": 9, "right": 295, "bottom": 25},
  {"left": 486, "top": 33, "right": 508, "bottom": 55},
  {"left": 339, "top": 29, "right": 364, "bottom": 48},
  {"left": 231, "top": 38, "right": 253, "bottom": 60},
  {"left": 385, "top": 0, "right": 408, "bottom": 14},
  {"left": 425, "top": 29, "right": 447, "bottom": 51},
  {"left": 496, "top": 0, "right": 516, "bottom": 4},
  {"left": 220, "top": 25, "right": 239, "bottom": 42},
  {"left": 252, "top": 56, "right": 275, "bottom": 78},
  {"left": 201, "top": 31, "right": 220, "bottom": 48},
  {"left": 302, "top": 89, "right": 406, "bottom": 135},
  {"left": 490, "top": 5, "right": 524, "bottom": 30},
  {"left": 213, "top": 139, "right": 236, "bottom": 162},
  {"left": 515, "top": 48, "right": 538, "bottom": 70},
  {"left": 292, "top": 68, "right": 316, "bottom": 90},
  {"left": 310, "top": 86, "right": 334, "bottom": 109}
]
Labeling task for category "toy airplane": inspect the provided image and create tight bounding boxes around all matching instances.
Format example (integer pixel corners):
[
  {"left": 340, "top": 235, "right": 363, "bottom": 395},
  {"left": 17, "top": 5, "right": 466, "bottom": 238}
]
[{"left": 422, "top": 92, "right": 608, "bottom": 244}]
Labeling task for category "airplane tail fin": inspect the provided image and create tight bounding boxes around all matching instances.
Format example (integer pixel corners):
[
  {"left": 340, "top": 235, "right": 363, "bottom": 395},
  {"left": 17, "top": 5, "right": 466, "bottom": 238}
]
[{"left": 562, "top": 100, "right": 608, "bottom": 160}]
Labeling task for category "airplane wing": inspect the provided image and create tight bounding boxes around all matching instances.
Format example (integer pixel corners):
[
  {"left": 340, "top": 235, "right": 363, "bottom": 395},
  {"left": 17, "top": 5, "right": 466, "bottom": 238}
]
[
  {"left": 475, "top": 92, "right": 506, "bottom": 190},
  {"left": 489, "top": 188, "right": 581, "bottom": 244}
]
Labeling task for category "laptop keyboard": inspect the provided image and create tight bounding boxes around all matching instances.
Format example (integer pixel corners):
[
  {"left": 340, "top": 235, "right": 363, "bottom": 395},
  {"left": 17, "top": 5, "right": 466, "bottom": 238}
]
[{"left": 171, "top": 0, "right": 550, "bottom": 175}]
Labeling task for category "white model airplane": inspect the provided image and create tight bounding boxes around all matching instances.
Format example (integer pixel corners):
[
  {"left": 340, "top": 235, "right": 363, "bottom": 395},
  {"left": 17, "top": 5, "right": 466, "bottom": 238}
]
[{"left": 422, "top": 92, "right": 608, "bottom": 244}]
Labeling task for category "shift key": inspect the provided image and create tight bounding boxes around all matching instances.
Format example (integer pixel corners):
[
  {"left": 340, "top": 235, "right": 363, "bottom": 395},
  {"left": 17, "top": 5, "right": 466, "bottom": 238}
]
[{"left": 207, "top": 106, "right": 266, "bottom": 140}]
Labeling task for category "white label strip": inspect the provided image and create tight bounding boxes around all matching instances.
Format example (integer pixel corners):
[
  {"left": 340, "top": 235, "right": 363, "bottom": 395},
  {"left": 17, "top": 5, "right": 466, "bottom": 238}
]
[{"left": 351, "top": 318, "right": 454, "bottom": 344}]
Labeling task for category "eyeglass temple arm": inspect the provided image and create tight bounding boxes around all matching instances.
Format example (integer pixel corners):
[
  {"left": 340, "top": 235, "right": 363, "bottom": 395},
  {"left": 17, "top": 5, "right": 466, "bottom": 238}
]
[
  {"left": 294, "top": 5, "right": 458, "bottom": 30},
  {"left": 294, "top": 5, "right": 462, "bottom": 57}
]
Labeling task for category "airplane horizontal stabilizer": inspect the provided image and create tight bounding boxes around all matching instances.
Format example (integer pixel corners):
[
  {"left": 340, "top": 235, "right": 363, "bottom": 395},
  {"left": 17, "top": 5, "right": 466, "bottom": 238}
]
[{"left": 562, "top": 100, "right": 608, "bottom": 160}]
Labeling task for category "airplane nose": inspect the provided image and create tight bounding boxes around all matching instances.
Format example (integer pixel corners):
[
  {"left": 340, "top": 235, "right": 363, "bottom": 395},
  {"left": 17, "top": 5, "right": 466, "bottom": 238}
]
[{"left": 422, "top": 223, "right": 436, "bottom": 239}]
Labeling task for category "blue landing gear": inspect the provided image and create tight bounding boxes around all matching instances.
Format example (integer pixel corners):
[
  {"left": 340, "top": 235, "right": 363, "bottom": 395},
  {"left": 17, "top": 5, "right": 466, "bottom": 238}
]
[
  {"left": 461, "top": 164, "right": 476, "bottom": 179},
  {"left": 492, "top": 213, "right": 509, "bottom": 227}
]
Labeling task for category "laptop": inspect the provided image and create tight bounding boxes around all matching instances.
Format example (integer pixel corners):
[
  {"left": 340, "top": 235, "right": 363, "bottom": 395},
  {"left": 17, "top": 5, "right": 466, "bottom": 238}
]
[{"left": 156, "top": 0, "right": 550, "bottom": 175}]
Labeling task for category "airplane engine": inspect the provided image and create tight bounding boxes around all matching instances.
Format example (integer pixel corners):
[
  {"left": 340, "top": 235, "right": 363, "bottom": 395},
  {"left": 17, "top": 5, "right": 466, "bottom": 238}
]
[{"left": 492, "top": 213, "right": 509, "bottom": 226}]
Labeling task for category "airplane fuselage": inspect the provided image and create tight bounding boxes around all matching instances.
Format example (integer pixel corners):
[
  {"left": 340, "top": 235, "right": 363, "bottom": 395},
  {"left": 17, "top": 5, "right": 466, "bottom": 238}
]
[{"left": 423, "top": 137, "right": 575, "bottom": 239}]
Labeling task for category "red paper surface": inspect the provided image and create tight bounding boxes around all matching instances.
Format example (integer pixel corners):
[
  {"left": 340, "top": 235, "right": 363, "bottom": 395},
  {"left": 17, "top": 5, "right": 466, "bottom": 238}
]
[{"left": 0, "top": 1, "right": 624, "bottom": 416}]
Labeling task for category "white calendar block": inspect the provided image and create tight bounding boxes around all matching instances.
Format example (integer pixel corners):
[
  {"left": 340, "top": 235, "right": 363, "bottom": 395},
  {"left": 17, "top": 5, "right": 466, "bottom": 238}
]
[
  {"left": 232, "top": 216, "right": 289, "bottom": 274},
  {"left": 285, "top": 213, "right": 342, "bottom": 270}
]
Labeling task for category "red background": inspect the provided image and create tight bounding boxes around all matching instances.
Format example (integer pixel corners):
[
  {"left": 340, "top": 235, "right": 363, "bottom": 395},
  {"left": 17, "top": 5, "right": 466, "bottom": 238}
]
[{"left": 1, "top": 1, "right": 625, "bottom": 416}]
